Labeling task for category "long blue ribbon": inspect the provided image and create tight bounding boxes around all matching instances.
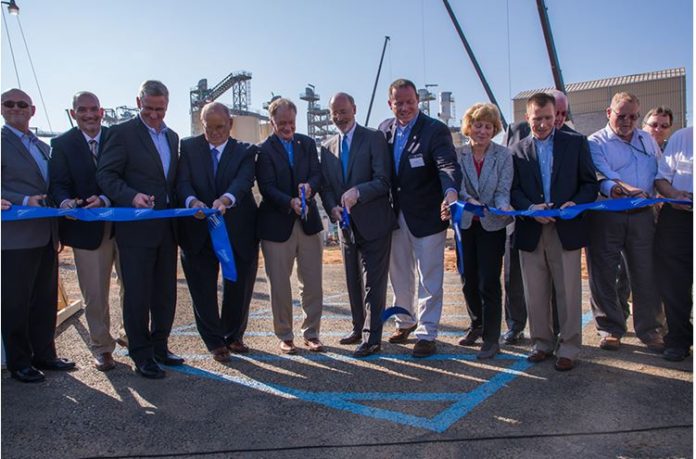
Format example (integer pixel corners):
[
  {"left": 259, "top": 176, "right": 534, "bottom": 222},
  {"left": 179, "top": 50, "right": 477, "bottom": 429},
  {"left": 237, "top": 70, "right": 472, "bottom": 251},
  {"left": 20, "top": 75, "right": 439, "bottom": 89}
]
[
  {"left": 340, "top": 207, "right": 350, "bottom": 229},
  {"left": 1, "top": 206, "right": 237, "bottom": 281},
  {"left": 448, "top": 197, "right": 691, "bottom": 277},
  {"left": 300, "top": 187, "right": 307, "bottom": 221}
]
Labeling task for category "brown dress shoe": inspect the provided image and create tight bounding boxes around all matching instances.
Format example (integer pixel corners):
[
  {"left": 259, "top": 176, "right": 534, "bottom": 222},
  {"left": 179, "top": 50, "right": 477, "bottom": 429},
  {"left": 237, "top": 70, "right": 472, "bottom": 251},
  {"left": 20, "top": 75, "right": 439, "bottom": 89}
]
[
  {"left": 228, "top": 340, "right": 250, "bottom": 354},
  {"left": 304, "top": 338, "right": 325, "bottom": 352},
  {"left": 94, "top": 352, "right": 116, "bottom": 372},
  {"left": 599, "top": 336, "right": 621, "bottom": 351},
  {"left": 554, "top": 357, "right": 574, "bottom": 371},
  {"left": 388, "top": 324, "right": 417, "bottom": 344},
  {"left": 527, "top": 349, "right": 551, "bottom": 363},
  {"left": 643, "top": 336, "right": 665, "bottom": 353},
  {"left": 458, "top": 327, "right": 483, "bottom": 346},
  {"left": 412, "top": 339, "right": 437, "bottom": 358},
  {"left": 279, "top": 340, "right": 297, "bottom": 355},
  {"left": 211, "top": 346, "right": 231, "bottom": 363}
]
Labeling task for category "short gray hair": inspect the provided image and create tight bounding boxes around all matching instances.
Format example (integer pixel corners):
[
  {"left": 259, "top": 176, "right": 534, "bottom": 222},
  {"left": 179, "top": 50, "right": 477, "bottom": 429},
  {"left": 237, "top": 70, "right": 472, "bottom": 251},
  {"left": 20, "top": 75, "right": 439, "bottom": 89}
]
[
  {"left": 201, "top": 101, "right": 231, "bottom": 120},
  {"left": 268, "top": 98, "right": 297, "bottom": 118},
  {"left": 138, "top": 80, "right": 169, "bottom": 99}
]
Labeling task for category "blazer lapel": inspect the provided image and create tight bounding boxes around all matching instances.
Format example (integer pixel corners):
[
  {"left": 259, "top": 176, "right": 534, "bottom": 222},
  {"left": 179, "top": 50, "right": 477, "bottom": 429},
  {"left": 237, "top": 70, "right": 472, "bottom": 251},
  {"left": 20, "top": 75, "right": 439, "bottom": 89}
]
[
  {"left": 550, "top": 133, "right": 564, "bottom": 187},
  {"left": 523, "top": 137, "right": 543, "bottom": 191},
  {"left": 72, "top": 128, "right": 97, "bottom": 171},
  {"left": 400, "top": 114, "right": 425, "bottom": 174},
  {"left": 135, "top": 120, "right": 166, "bottom": 178},
  {"left": 462, "top": 147, "right": 480, "bottom": 193},
  {"left": 216, "top": 138, "right": 237, "bottom": 191},
  {"left": 165, "top": 129, "right": 178, "bottom": 182},
  {"left": 346, "top": 126, "right": 364, "bottom": 184},
  {"left": 327, "top": 134, "right": 343, "bottom": 189},
  {"left": 2, "top": 127, "right": 45, "bottom": 183},
  {"left": 477, "top": 146, "right": 497, "bottom": 192}
]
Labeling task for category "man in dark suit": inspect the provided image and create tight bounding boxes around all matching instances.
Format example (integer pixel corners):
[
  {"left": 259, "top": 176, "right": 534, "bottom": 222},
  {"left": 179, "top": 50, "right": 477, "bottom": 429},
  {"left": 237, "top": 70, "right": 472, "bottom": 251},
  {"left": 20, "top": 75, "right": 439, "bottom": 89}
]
[
  {"left": 256, "top": 98, "right": 324, "bottom": 355},
  {"left": 49, "top": 91, "right": 123, "bottom": 372},
  {"left": 320, "top": 92, "right": 393, "bottom": 357},
  {"left": 378, "top": 79, "right": 461, "bottom": 358},
  {"left": 510, "top": 92, "right": 598, "bottom": 371},
  {"left": 96, "top": 80, "right": 181, "bottom": 379},
  {"left": 1, "top": 88, "right": 75, "bottom": 383},
  {"left": 177, "top": 102, "right": 259, "bottom": 362}
]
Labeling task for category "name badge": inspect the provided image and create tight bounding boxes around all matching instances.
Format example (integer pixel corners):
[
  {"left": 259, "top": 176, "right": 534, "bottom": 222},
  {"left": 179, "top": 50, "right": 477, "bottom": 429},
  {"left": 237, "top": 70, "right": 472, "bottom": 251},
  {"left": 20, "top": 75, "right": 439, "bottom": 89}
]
[{"left": 409, "top": 154, "right": 425, "bottom": 168}]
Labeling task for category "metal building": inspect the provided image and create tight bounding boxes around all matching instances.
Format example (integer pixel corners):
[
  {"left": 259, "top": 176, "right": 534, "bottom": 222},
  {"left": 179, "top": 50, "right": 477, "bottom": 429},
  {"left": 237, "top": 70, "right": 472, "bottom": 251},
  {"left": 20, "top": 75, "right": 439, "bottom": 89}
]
[{"left": 512, "top": 67, "right": 687, "bottom": 136}]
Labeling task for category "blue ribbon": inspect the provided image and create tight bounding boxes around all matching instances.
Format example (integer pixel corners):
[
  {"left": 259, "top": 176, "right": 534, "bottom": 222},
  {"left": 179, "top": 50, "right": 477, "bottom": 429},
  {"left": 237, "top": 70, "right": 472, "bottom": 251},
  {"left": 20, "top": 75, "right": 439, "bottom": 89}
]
[
  {"left": 341, "top": 207, "right": 350, "bottom": 229},
  {"left": 448, "top": 202, "right": 466, "bottom": 276},
  {"left": 1, "top": 206, "right": 237, "bottom": 282},
  {"left": 300, "top": 187, "right": 307, "bottom": 220},
  {"left": 381, "top": 306, "right": 414, "bottom": 324}
]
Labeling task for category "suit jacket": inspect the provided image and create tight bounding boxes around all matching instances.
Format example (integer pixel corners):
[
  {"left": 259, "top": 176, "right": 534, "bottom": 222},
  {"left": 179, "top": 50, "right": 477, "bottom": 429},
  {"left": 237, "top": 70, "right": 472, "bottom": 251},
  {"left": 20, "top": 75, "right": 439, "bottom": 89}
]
[
  {"left": 256, "top": 133, "right": 323, "bottom": 242},
  {"left": 176, "top": 134, "right": 259, "bottom": 261},
  {"left": 378, "top": 111, "right": 461, "bottom": 238},
  {"left": 456, "top": 142, "right": 513, "bottom": 231},
  {"left": 504, "top": 121, "right": 579, "bottom": 147},
  {"left": 319, "top": 124, "right": 394, "bottom": 241},
  {"left": 49, "top": 126, "right": 110, "bottom": 250},
  {"left": 96, "top": 117, "right": 179, "bottom": 248},
  {"left": 1, "top": 125, "right": 58, "bottom": 250},
  {"left": 510, "top": 129, "right": 598, "bottom": 252}
]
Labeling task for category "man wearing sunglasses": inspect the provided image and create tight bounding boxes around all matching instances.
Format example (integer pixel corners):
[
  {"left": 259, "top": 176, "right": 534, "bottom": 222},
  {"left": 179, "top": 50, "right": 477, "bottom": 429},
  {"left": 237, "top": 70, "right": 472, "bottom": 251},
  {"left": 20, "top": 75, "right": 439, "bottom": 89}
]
[
  {"left": 642, "top": 106, "right": 673, "bottom": 152},
  {"left": 1, "top": 88, "right": 75, "bottom": 383},
  {"left": 586, "top": 92, "right": 665, "bottom": 353}
]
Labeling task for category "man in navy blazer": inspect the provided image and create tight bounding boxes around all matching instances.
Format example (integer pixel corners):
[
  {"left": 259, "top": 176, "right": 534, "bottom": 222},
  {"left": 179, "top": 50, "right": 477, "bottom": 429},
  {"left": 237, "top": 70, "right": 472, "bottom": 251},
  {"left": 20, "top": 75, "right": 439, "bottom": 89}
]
[
  {"left": 49, "top": 91, "right": 123, "bottom": 372},
  {"left": 97, "top": 80, "right": 181, "bottom": 379},
  {"left": 378, "top": 79, "right": 461, "bottom": 357},
  {"left": 177, "top": 102, "right": 259, "bottom": 362},
  {"left": 256, "top": 98, "right": 324, "bottom": 355},
  {"left": 510, "top": 93, "right": 598, "bottom": 371},
  {"left": 320, "top": 92, "right": 393, "bottom": 357},
  {"left": 1, "top": 88, "right": 74, "bottom": 383}
]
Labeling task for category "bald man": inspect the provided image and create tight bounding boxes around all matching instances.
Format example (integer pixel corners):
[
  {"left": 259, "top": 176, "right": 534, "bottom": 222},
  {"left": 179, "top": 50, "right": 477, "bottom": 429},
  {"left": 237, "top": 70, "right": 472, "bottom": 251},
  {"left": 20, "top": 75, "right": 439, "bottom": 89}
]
[
  {"left": 2, "top": 88, "right": 74, "bottom": 383},
  {"left": 49, "top": 91, "right": 123, "bottom": 372},
  {"left": 177, "top": 102, "right": 259, "bottom": 362}
]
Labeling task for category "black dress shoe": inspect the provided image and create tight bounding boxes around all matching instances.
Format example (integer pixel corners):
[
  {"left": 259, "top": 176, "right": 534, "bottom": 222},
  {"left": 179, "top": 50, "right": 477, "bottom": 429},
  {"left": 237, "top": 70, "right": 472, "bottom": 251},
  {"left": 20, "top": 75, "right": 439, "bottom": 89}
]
[
  {"left": 413, "top": 339, "right": 437, "bottom": 358},
  {"left": 353, "top": 342, "right": 381, "bottom": 357},
  {"left": 154, "top": 351, "right": 185, "bottom": 366},
  {"left": 339, "top": 331, "right": 362, "bottom": 345},
  {"left": 663, "top": 347, "right": 690, "bottom": 362},
  {"left": 135, "top": 359, "right": 165, "bottom": 379},
  {"left": 32, "top": 357, "right": 76, "bottom": 371},
  {"left": 10, "top": 367, "right": 45, "bottom": 383},
  {"left": 502, "top": 329, "right": 524, "bottom": 345}
]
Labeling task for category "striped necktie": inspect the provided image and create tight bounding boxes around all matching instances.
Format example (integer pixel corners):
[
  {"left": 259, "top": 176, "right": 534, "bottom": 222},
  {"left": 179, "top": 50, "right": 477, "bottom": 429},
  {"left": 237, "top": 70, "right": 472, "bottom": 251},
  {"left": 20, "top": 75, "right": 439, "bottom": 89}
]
[{"left": 88, "top": 139, "right": 98, "bottom": 165}]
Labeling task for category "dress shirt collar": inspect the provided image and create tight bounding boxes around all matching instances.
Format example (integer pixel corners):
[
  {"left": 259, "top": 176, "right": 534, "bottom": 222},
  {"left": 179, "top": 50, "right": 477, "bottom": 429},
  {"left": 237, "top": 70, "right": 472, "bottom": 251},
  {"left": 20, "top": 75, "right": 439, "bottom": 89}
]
[
  {"left": 81, "top": 128, "right": 102, "bottom": 144},
  {"left": 532, "top": 128, "right": 555, "bottom": 146},
  {"left": 209, "top": 139, "right": 229, "bottom": 153},
  {"left": 139, "top": 114, "right": 169, "bottom": 135},
  {"left": 341, "top": 122, "right": 357, "bottom": 145},
  {"left": 396, "top": 114, "right": 418, "bottom": 133},
  {"left": 5, "top": 123, "right": 29, "bottom": 139}
]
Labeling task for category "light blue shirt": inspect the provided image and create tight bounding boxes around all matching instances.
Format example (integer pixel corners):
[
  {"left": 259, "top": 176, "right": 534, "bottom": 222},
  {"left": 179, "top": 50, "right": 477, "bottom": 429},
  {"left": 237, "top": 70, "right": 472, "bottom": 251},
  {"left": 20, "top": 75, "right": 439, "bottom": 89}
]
[
  {"left": 280, "top": 137, "right": 294, "bottom": 167},
  {"left": 657, "top": 126, "right": 693, "bottom": 193},
  {"left": 588, "top": 124, "right": 660, "bottom": 197},
  {"left": 6, "top": 124, "right": 48, "bottom": 182},
  {"left": 394, "top": 115, "right": 417, "bottom": 173},
  {"left": 533, "top": 130, "right": 555, "bottom": 204},
  {"left": 140, "top": 115, "right": 171, "bottom": 176}
]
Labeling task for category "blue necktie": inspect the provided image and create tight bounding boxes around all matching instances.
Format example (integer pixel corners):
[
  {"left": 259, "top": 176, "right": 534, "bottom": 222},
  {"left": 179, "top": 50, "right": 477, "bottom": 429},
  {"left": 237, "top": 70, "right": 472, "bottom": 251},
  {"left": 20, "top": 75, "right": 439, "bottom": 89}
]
[
  {"left": 211, "top": 148, "right": 219, "bottom": 176},
  {"left": 341, "top": 135, "right": 350, "bottom": 180}
]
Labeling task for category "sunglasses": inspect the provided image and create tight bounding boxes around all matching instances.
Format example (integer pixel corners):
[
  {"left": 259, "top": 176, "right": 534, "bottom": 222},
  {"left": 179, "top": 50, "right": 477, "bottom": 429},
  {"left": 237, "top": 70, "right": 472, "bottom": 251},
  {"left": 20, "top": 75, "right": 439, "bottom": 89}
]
[
  {"left": 646, "top": 122, "right": 671, "bottom": 129},
  {"left": 611, "top": 110, "right": 640, "bottom": 122},
  {"left": 2, "top": 100, "right": 30, "bottom": 109}
]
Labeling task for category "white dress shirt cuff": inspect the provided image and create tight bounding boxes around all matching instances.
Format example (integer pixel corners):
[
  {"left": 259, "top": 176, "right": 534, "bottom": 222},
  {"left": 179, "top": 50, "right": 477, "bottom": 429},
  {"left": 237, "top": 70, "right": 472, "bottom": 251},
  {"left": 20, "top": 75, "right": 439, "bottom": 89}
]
[
  {"left": 222, "top": 193, "right": 236, "bottom": 208},
  {"left": 185, "top": 196, "right": 198, "bottom": 208}
]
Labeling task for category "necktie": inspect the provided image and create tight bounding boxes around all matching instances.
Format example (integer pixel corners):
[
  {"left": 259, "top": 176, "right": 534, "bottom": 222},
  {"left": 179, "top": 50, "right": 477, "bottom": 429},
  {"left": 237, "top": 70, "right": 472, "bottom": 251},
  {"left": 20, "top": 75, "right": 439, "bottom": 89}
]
[
  {"left": 88, "top": 139, "right": 98, "bottom": 165},
  {"left": 341, "top": 135, "right": 350, "bottom": 180},
  {"left": 211, "top": 148, "right": 220, "bottom": 176}
]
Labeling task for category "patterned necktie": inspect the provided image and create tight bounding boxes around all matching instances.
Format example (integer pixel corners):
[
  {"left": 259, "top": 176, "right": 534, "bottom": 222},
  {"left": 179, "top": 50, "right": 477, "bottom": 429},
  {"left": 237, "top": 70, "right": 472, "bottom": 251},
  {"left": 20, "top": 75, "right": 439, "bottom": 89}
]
[
  {"left": 89, "top": 139, "right": 98, "bottom": 165},
  {"left": 341, "top": 135, "right": 350, "bottom": 180},
  {"left": 211, "top": 148, "right": 220, "bottom": 176}
]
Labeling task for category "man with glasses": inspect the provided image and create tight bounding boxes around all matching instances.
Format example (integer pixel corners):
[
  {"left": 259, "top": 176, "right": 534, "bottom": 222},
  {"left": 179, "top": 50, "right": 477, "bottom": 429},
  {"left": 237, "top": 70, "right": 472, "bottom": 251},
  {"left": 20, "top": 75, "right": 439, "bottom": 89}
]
[
  {"left": 586, "top": 92, "right": 665, "bottom": 353},
  {"left": 1, "top": 88, "right": 75, "bottom": 383},
  {"left": 642, "top": 106, "right": 673, "bottom": 152}
]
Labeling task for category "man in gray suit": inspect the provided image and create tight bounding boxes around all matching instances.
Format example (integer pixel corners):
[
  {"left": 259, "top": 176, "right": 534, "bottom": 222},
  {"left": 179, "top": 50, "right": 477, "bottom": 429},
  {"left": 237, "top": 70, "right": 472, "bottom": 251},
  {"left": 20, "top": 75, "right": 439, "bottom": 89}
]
[
  {"left": 320, "top": 93, "right": 393, "bottom": 357},
  {"left": 1, "top": 88, "right": 75, "bottom": 383}
]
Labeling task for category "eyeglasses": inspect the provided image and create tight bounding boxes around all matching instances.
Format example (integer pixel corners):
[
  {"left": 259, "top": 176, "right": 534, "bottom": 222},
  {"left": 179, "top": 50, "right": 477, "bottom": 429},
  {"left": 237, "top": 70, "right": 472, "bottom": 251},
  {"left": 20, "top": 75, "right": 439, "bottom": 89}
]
[
  {"left": 611, "top": 110, "right": 640, "bottom": 122},
  {"left": 646, "top": 122, "right": 671, "bottom": 129},
  {"left": 2, "top": 100, "right": 30, "bottom": 109}
]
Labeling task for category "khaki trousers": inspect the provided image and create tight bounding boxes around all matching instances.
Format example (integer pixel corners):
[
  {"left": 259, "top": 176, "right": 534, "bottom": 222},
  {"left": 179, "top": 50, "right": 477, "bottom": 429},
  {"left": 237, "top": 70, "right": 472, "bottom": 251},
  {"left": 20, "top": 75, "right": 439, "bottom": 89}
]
[
  {"left": 72, "top": 223, "right": 124, "bottom": 356},
  {"left": 519, "top": 224, "right": 582, "bottom": 360},
  {"left": 261, "top": 221, "right": 323, "bottom": 341}
]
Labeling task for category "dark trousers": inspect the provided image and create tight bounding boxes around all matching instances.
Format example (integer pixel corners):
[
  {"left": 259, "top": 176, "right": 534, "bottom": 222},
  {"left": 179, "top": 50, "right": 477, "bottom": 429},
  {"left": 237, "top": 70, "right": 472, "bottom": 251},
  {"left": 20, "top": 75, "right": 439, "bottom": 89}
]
[
  {"left": 587, "top": 210, "right": 665, "bottom": 341},
  {"left": 181, "top": 241, "right": 259, "bottom": 350},
  {"left": 458, "top": 222, "right": 505, "bottom": 344},
  {"left": 655, "top": 205, "right": 693, "bottom": 350},
  {"left": 118, "top": 227, "right": 177, "bottom": 366},
  {"left": 503, "top": 231, "right": 527, "bottom": 332},
  {"left": 341, "top": 224, "right": 391, "bottom": 345},
  {"left": 1, "top": 242, "right": 58, "bottom": 371}
]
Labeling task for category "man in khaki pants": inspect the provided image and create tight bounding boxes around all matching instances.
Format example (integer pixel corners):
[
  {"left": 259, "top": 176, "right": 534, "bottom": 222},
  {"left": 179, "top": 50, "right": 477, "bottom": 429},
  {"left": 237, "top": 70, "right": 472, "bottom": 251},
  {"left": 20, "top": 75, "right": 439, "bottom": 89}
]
[
  {"left": 49, "top": 91, "right": 124, "bottom": 372},
  {"left": 256, "top": 98, "right": 324, "bottom": 354}
]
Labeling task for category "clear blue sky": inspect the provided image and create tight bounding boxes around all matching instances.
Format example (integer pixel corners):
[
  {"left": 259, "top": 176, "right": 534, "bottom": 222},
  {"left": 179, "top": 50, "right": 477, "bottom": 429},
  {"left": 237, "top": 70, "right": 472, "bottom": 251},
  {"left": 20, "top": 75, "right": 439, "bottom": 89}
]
[{"left": 1, "top": 0, "right": 692, "bottom": 137}]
